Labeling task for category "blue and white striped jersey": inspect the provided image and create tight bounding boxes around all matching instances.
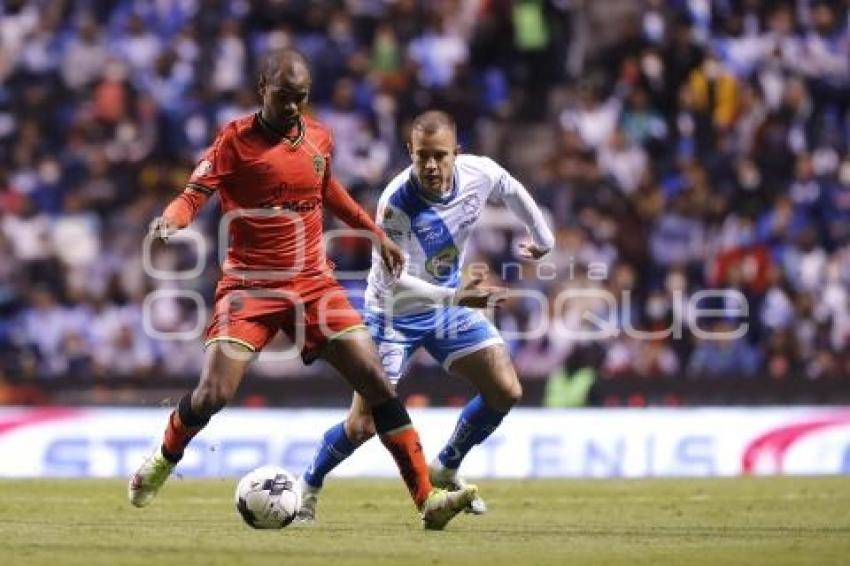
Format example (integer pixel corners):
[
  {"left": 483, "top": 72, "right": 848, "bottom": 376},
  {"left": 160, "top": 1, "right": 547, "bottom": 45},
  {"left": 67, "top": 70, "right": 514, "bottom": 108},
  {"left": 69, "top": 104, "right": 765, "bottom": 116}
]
[{"left": 365, "top": 154, "right": 554, "bottom": 315}]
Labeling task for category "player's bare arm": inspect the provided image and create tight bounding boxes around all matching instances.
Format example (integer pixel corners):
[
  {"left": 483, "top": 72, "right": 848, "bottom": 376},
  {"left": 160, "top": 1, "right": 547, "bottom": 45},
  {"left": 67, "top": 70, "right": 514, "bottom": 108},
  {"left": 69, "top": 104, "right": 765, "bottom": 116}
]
[
  {"left": 378, "top": 235, "right": 404, "bottom": 277},
  {"left": 454, "top": 274, "right": 507, "bottom": 309},
  {"left": 150, "top": 180, "right": 215, "bottom": 242}
]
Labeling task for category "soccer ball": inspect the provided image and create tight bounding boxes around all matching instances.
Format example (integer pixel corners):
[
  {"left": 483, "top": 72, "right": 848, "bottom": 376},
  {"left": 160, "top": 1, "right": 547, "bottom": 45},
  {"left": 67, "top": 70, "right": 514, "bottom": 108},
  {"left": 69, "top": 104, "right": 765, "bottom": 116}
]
[{"left": 234, "top": 465, "right": 301, "bottom": 529}]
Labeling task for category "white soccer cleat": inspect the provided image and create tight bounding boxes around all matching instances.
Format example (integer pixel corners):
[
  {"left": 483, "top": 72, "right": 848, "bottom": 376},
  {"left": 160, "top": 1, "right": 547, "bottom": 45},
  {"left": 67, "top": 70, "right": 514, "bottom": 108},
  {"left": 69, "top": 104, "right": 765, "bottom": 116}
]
[
  {"left": 295, "top": 476, "right": 321, "bottom": 523},
  {"left": 128, "top": 446, "right": 176, "bottom": 508},
  {"left": 420, "top": 485, "right": 478, "bottom": 530},
  {"left": 429, "top": 459, "right": 487, "bottom": 515}
]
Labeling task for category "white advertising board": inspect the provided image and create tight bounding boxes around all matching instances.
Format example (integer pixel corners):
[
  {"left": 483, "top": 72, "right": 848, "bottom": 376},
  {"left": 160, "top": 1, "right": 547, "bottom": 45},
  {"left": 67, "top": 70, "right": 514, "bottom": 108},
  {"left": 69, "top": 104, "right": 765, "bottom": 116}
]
[{"left": 0, "top": 407, "right": 848, "bottom": 478}]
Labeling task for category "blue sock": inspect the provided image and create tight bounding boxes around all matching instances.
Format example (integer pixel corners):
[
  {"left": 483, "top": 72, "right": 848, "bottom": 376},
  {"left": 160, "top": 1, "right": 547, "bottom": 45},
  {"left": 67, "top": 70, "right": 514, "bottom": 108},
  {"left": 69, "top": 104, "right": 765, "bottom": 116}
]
[
  {"left": 438, "top": 395, "right": 506, "bottom": 469},
  {"left": 303, "top": 422, "right": 358, "bottom": 488}
]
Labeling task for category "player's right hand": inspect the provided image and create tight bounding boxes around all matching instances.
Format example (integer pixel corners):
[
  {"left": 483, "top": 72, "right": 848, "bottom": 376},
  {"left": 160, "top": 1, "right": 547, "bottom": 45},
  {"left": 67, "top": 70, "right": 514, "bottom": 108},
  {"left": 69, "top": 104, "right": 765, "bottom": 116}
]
[
  {"left": 517, "top": 241, "right": 551, "bottom": 261},
  {"left": 454, "top": 274, "right": 507, "bottom": 309},
  {"left": 148, "top": 216, "right": 178, "bottom": 242},
  {"left": 379, "top": 235, "right": 404, "bottom": 278}
]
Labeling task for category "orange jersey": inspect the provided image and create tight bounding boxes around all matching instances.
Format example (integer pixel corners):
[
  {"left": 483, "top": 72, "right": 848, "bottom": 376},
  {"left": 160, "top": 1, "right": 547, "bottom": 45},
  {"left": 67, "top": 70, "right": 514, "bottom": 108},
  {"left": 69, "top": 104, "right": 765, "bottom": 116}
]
[{"left": 164, "top": 113, "right": 382, "bottom": 295}]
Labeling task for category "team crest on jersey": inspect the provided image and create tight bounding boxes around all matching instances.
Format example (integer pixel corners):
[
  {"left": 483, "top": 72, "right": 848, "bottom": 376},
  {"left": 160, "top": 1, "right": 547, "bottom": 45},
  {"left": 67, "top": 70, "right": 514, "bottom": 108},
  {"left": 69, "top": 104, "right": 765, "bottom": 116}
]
[
  {"left": 191, "top": 159, "right": 212, "bottom": 179},
  {"left": 312, "top": 154, "right": 326, "bottom": 176}
]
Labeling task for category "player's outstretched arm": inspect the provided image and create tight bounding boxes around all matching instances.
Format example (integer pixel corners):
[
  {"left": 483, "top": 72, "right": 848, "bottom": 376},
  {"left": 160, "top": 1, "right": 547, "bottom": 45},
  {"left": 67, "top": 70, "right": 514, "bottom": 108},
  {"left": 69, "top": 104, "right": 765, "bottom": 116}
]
[
  {"left": 149, "top": 188, "right": 211, "bottom": 242},
  {"left": 378, "top": 237, "right": 404, "bottom": 277},
  {"left": 149, "top": 123, "right": 235, "bottom": 242},
  {"left": 453, "top": 274, "right": 507, "bottom": 309},
  {"left": 492, "top": 163, "right": 555, "bottom": 260},
  {"left": 392, "top": 273, "right": 506, "bottom": 309},
  {"left": 324, "top": 176, "right": 403, "bottom": 276},
  {"left": 394, "top": 272, "right": 455, "bottom": 304}
]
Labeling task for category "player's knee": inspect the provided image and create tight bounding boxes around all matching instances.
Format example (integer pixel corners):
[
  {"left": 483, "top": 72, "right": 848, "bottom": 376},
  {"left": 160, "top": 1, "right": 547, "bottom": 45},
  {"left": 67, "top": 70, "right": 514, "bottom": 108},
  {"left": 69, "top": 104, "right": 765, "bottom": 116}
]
[
  {"left": 345, "top": 416, "right": 376, "bottom": 445},
  {"left": 494, "top": 379, "right": 522, "bottom": 410},
  {"left": 506, "top": 379, "right": 523, "bottom": 406}
]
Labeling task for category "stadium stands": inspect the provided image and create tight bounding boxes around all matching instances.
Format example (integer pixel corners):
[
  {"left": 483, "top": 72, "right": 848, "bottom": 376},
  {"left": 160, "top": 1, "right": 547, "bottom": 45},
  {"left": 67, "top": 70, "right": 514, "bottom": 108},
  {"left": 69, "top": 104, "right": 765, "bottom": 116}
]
[{"left": 0, "top": 0, "right": 848, "bottom": 405}]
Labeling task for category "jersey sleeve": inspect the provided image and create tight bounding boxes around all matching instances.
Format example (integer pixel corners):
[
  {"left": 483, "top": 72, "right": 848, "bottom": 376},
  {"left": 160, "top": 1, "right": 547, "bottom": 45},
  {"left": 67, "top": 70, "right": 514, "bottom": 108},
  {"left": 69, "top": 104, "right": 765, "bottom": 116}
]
[
  {"left": 483, "top": 157, "right": 555, "bottom": 253},
  {"left": 375, "top": 198, "right": 409, "bottom": 244},
  {"left": 186, "top": 127, "right": 238, "bottom": 196},
  {"left": 394, "top": 272, "right": 456, "bottom": 303},
  {"left": 163, "top": 127, "right": 238, "bottom": 227},
  {"left": 321, "top": 132, "right": 384, "bottom": 238},
  {"left": 324, "top": 176, "right": 384, "bottom": 237}
]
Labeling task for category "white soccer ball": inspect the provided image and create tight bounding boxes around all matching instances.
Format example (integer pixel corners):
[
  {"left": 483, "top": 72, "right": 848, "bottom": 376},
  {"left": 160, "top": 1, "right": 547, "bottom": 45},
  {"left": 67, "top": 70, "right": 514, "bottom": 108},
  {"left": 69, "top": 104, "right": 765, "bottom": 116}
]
[{"left": 234, "top": 465, "right": 301, "bottom": 529}]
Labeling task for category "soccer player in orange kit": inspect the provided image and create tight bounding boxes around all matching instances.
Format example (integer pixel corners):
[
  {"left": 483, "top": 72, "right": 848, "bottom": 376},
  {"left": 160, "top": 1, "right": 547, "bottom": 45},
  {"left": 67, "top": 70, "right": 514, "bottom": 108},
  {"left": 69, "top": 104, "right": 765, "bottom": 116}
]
[{"left": 128, "top": 49, "right": 476, "bottom": 529}]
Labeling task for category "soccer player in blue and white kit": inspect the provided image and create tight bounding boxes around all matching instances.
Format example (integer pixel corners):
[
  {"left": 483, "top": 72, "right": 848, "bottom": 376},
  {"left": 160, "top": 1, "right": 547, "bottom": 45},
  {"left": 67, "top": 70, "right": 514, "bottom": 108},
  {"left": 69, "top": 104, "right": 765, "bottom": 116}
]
[{"left": 296, "top": 111, "right": 555, "bottom": 520}]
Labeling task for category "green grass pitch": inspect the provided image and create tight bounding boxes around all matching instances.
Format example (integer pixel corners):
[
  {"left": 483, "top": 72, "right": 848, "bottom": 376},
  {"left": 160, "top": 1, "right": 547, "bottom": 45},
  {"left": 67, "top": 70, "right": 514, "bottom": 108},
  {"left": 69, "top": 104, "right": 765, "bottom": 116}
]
[{"left": 1, "top": 477, "right": 848, "bottom": 565}]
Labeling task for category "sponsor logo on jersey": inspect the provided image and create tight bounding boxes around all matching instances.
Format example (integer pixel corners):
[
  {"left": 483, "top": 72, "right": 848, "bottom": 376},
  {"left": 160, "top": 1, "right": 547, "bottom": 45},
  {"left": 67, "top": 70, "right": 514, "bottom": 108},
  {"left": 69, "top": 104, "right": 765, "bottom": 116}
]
[
  {"left": 413, "top": 219, "right": 446, "bottom": 242},
  {"left": 267, "top": 197, "right": 321, "bottom": 212},
  {"left": 425, "top": 244, "right": 459, "bottom": 278}
]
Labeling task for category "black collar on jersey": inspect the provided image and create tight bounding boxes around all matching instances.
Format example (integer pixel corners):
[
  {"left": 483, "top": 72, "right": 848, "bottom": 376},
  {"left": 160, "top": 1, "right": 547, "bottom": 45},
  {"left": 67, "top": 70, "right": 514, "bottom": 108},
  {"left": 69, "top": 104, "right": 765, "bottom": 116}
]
[{"left": 255, "top": 112, "right": 306, "bottom": 148}]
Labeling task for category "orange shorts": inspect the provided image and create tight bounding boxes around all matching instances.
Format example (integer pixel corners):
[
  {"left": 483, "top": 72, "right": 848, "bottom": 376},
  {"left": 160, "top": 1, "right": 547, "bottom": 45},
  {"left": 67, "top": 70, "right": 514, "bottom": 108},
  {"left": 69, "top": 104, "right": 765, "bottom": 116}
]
[{"left": 203, "top": 276, "right": 364, "bottom": 363}]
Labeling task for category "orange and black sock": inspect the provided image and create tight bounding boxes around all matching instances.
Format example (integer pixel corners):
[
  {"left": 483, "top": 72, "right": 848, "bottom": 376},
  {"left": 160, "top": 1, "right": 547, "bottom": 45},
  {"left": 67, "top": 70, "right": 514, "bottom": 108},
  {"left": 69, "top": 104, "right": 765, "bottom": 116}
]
[
  {"left": 371, "top": 397, "right": 432, "bottom": 508},
  {"left": 161, "top": 393, "right": 210, "bottom": 463}
]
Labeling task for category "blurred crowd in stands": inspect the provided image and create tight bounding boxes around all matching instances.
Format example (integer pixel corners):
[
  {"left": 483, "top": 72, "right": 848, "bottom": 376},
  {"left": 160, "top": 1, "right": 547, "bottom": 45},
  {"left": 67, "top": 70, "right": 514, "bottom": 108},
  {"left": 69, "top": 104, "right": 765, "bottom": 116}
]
[{"left": 0, "top": 0, "right": 848, "bottom": 402}]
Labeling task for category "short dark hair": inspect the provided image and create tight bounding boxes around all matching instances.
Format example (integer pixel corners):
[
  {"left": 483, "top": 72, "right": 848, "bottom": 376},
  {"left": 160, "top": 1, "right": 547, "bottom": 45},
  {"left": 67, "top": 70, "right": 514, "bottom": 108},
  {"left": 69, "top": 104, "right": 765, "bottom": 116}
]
[
  {"left": 411, "top": 110, "right": 456, "bottom": 138},
  {"left": 260, "top": 48, "right": 309, "bottom": 80}
]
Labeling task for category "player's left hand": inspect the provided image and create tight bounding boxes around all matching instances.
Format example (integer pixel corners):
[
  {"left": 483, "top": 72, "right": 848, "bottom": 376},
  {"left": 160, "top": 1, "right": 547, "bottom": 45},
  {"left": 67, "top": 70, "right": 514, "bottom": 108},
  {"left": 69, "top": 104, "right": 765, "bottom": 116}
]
[
  {"left": 517, "top": 242, "right": 551, "bottom": 261},
  {"left": 455, "top": 274, "right": 507, "bottom": 309},
  {"left": 379, "top": 236, "right": 404, "bottom": 278}
]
